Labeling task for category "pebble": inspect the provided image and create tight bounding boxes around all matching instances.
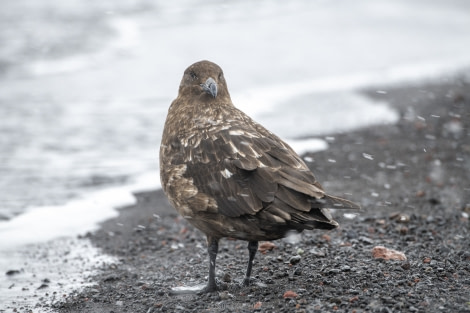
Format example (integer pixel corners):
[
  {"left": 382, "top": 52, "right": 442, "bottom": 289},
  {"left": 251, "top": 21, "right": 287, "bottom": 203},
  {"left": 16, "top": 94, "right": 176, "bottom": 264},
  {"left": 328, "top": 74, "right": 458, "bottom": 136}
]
[
  {"left": 329, "top": 297, "right": 341, "bottom": 304},
  {"left": 309, "top": 248, "right": 326, "bottom": 257},
  {"left": 6, "top": 270, "right": 21, "bottom": 276},
  {"left": 372, "top": 246, "right": 407, "bottom": 261},
  {"left": 222, "top": 272, "right": 232, "bottom": 283},
  {"left": 401, "top": 262, "right": 411, "bottom": 270},
  {"left": 289, "top": 255, "right": 301, "bottom": 265},
  {"left": 346, "top": 230, "right": 358, "bottom": 239},
  {"left": 283, "top": 290, "right": 298, "bottom": 298},
  {"left": 359, "top": 236, "right": 374, "bottom": 244},
  {"left": 258, "top": 242, "right": 276, "bottom": 253},
  {"left": 293, "top": 268, "right": 302, "bottom": 276},
  {"left": 219, "top": 291, "right": 233, "bottom": 300}
]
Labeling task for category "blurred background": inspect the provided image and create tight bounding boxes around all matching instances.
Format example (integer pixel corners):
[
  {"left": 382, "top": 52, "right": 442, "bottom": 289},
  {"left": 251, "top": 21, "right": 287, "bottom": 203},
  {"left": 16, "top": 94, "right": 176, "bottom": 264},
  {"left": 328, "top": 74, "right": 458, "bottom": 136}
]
[{"left": 1, "top": 0, "right": 470, "bottom": 308}]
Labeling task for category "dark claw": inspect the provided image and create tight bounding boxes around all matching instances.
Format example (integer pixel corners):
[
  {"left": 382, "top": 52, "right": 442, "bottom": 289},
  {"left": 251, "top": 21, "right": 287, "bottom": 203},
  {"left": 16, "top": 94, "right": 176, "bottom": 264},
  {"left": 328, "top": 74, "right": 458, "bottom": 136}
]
[
  {"left": 199, "top": 278, "right": 228, "bottom": 294},
  {"left": 198, "top": 281, "right": 219, "bottom": 294},
  {"left": 241, "top": 277, "right": 251, "bottom": 287}
]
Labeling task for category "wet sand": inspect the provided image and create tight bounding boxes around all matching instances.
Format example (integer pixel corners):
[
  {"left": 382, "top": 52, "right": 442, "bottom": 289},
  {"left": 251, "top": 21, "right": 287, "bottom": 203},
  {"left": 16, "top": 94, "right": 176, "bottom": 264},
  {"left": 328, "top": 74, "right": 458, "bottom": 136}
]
[{"left": 10, "top": 76, "right": 470, "bottom": 313}]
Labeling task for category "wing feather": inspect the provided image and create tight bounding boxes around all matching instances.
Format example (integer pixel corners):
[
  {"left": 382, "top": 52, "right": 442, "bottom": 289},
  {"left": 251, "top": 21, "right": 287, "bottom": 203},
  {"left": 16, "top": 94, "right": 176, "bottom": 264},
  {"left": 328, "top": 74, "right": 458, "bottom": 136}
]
[{"left": 179, "top": 115, "right": 356, "bottom": 223}]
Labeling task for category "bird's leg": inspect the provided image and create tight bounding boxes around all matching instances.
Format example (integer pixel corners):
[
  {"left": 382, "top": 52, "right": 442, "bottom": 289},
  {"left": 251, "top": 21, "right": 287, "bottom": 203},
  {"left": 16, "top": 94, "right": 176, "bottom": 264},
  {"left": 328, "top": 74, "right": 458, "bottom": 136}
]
[
  {"left": 242, "top": 241, "right": 258, "bottom": 286},
  {"left": 199, "top": 236, "right": 219, "bottom": 293}
]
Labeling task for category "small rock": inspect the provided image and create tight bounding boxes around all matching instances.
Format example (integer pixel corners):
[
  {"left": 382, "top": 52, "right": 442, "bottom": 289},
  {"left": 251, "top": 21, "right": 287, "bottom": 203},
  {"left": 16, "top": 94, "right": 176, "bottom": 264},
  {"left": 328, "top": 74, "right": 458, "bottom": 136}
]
[
  {"left": 258, "top": 242, "right": 276, "bottom": 254},
  {"left": 372, "top": 246, "right": 407, "bottom": 261},
  {"left": 219, "top": 291, "right": 232, "bottom": 300},
  {"left": 6, "top": 270, "right": 20, "bottom": 276},
  {"left": 428, "top": 198, "right": 440, "bottom": 205},
  {"left": 275, "top": 271, "right": 288, "bottom": 278},
  {"left": 283, "top": 290, "right": 298, "bottom": 298},
  {"left": 254, "top": 281, "right": 267, "bottom": 288},
  {"left": 222, "top": 272, "right": 232, "bottom": 283},
  {"left": 341, "top": 265, "right": 351, "bottom": 272},
  {"left": 329, "top": 297, "right": 341, "bottom": 304},
  {"left": 309, "top": 248, "right": 326, "bottom": 257},
  {"left": 359, "top": 236, "right": 374, "bottom": 244},
  {"left": 401, "top": 262, "right": 411, "bottom": 270},
  {"left": 416, "top": 190, "right": 425, "bottom": 197},
  {"left": 390, "top": 213, "right": 410, "bottom": 223},
  {"left": 103, "top": 274, "right": 120, "bottom": 282},
  {"left": 346, "top": 230, "right": 358, "bottom": 239},
  {"left": 116, "top": 300, "right": 124, "bottom": 306},
  {"left": 289, "top": 255, "right": 301, "bottom": 265},
  {"left": 349, "top": 295, "right": 359, "bottom": 303}
]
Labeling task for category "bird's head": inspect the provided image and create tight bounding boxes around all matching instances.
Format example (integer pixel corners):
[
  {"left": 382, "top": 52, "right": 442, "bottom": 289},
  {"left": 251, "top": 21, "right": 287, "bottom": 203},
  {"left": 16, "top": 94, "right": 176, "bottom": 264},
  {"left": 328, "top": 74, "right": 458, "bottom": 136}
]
[{"left": 178, "top": 60, "right": 231, "bottom": 103}]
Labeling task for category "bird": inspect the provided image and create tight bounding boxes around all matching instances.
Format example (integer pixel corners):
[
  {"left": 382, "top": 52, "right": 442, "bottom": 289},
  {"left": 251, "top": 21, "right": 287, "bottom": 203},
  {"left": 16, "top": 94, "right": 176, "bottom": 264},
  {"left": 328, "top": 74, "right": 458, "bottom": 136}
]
[{"left": 160, "top": 60, "right": 360, "bottom": 293}]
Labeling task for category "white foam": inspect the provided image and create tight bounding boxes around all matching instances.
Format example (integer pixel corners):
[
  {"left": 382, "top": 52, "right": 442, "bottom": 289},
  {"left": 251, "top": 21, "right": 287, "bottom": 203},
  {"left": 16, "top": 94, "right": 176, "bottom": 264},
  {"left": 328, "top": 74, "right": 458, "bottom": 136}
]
[
  {"left": 170, "top": 284, "right": 207, "bottom": 294},
  {"left": 285, "top": 138, "right": 328, "bottom": 156},
  {"left": 243, "top": 91, "right": 399, "bottom": 139},
  {"left": 0, "top": 237, "right": 117, "bottom": 311},
  {"left": 0, "top": 173, "right": 160, "bottom": 251}
]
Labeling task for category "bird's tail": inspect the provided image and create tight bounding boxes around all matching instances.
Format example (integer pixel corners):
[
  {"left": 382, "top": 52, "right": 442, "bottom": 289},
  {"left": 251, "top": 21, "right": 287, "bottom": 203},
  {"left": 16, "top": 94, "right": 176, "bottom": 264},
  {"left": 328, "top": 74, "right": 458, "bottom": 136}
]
[{"left": 310, "top": 194, "right": 361, "bottom": 210}]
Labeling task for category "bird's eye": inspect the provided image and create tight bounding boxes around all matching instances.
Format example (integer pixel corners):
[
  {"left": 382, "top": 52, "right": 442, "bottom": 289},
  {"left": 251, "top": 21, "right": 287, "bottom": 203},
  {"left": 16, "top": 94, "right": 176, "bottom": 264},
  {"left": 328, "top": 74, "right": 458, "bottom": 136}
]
[
  {"left": 189, "top": 71, "right": 198, "bottom": 80},
  {"left": 218, "top": 72, "right": 224, "bottom": 80}
]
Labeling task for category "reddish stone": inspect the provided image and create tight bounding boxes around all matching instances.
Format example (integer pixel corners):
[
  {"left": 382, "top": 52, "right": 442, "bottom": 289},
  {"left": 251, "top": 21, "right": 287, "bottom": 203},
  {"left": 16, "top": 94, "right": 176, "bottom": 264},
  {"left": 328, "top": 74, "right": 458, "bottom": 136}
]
[
  {"left": 372, "top": 246, "right": 407, "bottom": 261},
  {"left": 283, "top": 290, "right": 298, "bottom": 298},
  {"left": 258, "top": 242, "right": 276, "bottom": 254}
]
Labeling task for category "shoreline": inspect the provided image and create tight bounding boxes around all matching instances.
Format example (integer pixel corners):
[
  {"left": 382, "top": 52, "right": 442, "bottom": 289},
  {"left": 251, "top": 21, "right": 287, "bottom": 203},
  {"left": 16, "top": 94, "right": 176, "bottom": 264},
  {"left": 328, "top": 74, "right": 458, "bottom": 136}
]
[{"left": 7, "top": 75, "right": 470, "bottom": 313}]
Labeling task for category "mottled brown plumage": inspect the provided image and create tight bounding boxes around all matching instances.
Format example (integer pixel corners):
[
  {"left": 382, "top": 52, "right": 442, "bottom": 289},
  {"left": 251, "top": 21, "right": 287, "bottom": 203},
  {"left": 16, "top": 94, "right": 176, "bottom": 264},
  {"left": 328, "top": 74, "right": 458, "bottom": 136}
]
[{"left": 160, "top": 60, "right": 360, "bottom": 293}]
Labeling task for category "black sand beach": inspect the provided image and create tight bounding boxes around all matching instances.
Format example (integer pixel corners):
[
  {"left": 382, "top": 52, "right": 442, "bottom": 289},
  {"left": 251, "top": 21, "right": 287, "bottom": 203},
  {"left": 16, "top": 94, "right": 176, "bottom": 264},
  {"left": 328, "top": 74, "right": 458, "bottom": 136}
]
[{"left": 11, "top": 76, "right": 470, "bottom": 312}]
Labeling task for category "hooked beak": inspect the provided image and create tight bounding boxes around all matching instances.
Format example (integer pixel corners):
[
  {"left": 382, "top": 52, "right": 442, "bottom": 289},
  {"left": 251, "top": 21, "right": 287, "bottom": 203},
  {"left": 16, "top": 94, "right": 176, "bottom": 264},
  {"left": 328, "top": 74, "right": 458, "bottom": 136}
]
[{"left": 201, "top": 77, "right": 218, "bottom": 98}]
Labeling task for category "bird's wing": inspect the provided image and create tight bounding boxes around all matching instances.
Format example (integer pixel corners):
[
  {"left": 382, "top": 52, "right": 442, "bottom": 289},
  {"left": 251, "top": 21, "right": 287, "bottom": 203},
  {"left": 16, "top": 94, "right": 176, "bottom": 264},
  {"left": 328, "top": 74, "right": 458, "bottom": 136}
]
[{"left": 178, "top": 116, "right": 357, "bottom": 220}]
